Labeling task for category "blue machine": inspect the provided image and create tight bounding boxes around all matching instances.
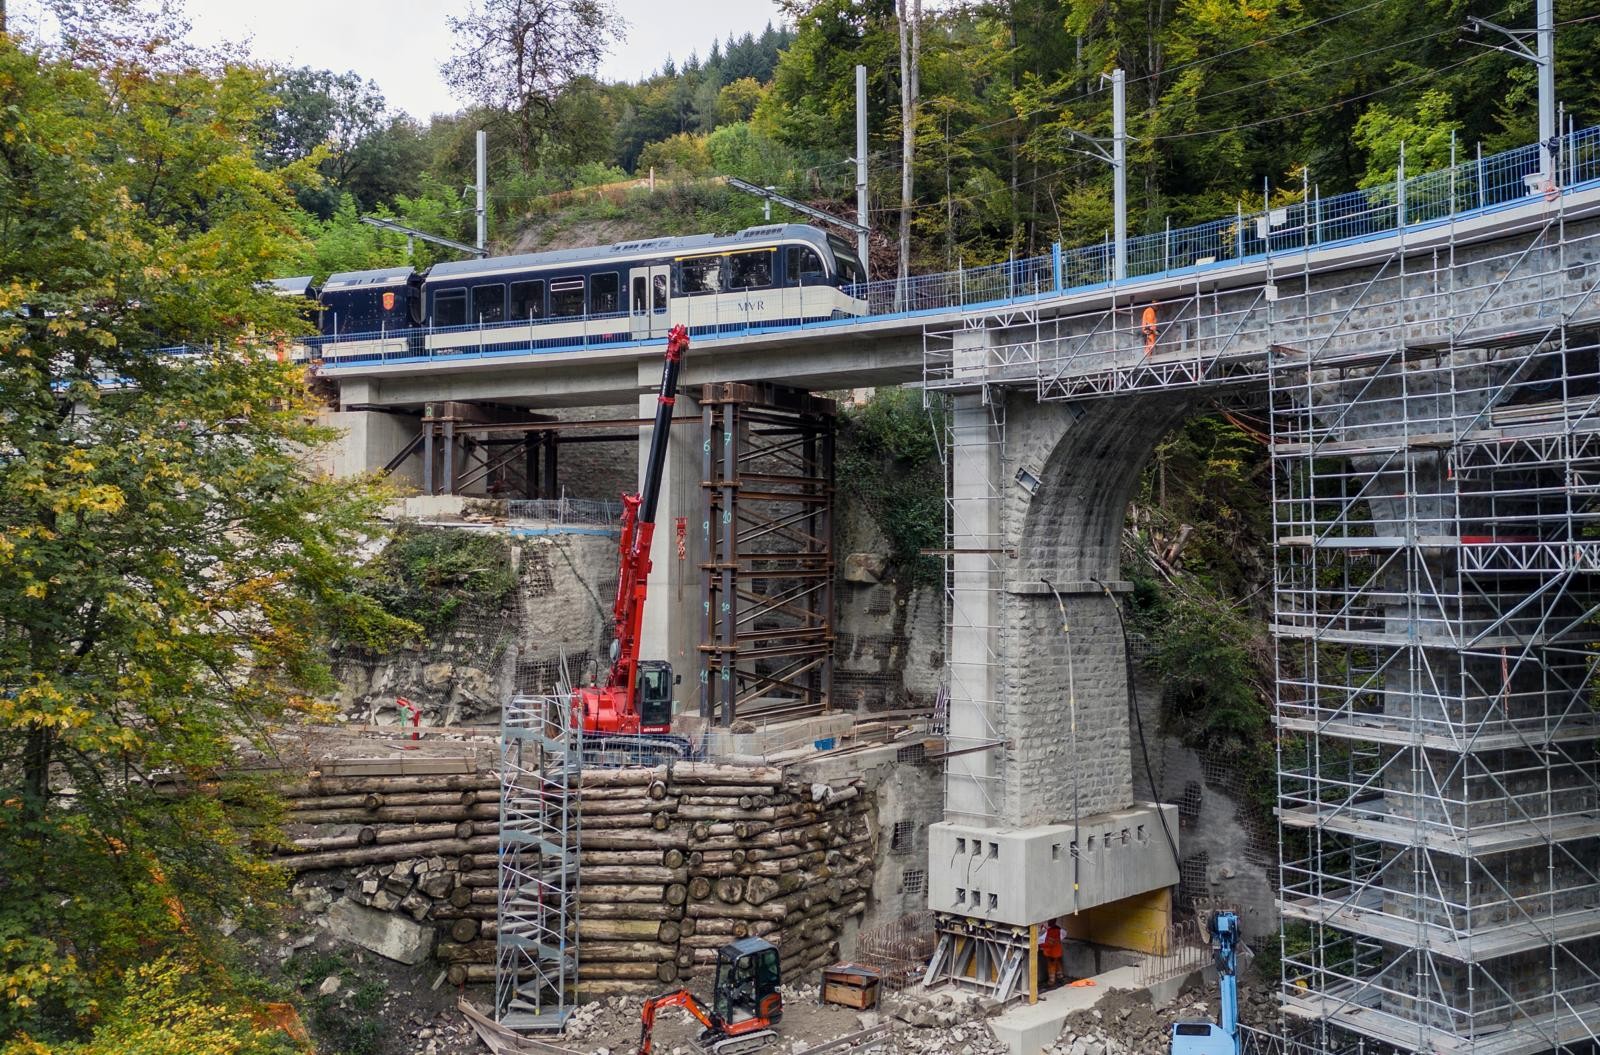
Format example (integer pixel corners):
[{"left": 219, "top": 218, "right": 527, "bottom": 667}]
[{"left": 1168, "top": 911, "right": 1242, "bottom": 1055}]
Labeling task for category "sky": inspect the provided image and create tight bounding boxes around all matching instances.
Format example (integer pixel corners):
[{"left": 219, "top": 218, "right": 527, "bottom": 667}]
[{"left": 12, "top": 0, "right": 788, "bottom": 119}]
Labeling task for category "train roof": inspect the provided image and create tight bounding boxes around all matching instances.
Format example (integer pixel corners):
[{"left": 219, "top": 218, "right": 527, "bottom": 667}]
[
  {"left": 268, "top": 275, "right": 315, "bottom": 296},
  {"left": 424, "top": 224, "right": 834, "bottom": 284},
  {"left": 321, "top": 266, "right": 415, "bottom": 292}
]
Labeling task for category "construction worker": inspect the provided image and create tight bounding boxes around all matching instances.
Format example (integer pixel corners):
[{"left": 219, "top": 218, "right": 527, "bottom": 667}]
[
  {"left": 1141, "top": 304, "right": 1159, "bottom": 357},
  {"left": 1040, "top": 920, "right": 1065, "bottom": 988}
]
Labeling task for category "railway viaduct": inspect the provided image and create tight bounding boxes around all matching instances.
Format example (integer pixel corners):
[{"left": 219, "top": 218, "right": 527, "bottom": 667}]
[{"left": 320, "top": 179, "right": 1600, "bottom": 1055}]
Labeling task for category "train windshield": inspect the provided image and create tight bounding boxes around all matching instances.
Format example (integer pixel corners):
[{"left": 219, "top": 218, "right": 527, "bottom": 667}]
[{"left": 827, "top": 235, "right": 865, "bottom": 287}]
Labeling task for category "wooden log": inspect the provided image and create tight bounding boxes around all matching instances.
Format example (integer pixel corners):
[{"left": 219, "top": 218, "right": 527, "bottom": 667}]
[
  {"left": 652, "top": 813, "right": 671, "bottom": 831},
  {"left": 285, "top": 822, "right": 461, "bottom": 853},
  {"left": 575, "top": 918, "right": 669, "bottom": 941},
  {"left": 285, "top": 804, "right": 497, "bottom": 825},
  {"left": 435, "top": 939, "right": 496, "bottom": 963},
  {"left": 580, "top": 799, "right": 679, "bottom": 817},
  {"left": 284, "top": 793, "right": 381, "bottom": 810},
  {"left": 679, "top": 917, "right": 696, "bottom": 938},
  {"left": 428, "top": 905, "right": 496, "bottom": 921},
  {"left": 449, "top": 918, "right": 480, "bottom": 943},
  {"left": 278, "top": 774, "right": 499, "bottom": 796},
  {"left": 744, "top": 874, "right": 804, "bottom": 906},
  {"left": 662, "top": 849, "right": 686, "bottom": 869},
  {"left": 714, "top": 878, "right": 745, "bottom": 904},
  {"left": 657, "top": 920, "right": 680, "bottom": 944},
  {"left": 580, "top": 903, "right": 684, "bottom": 922},
  {"left": 688, "top": 877, "right": 713, "bottom": 901},
  {"left": 578, "top": 884, "right": 667, "bottom": 903},
  {"left": 269, "top": 834, "right": 498, "bottom": 871},
  {"left": 657, "top": 961, "right": 678, "bottom": 984},
  {"left": 574, "top": 980, "right": 665, "bottom": 999},
  {"left": 577, "top": 962, "right": 665, "bottom": 981},
  {"left": 647, "top": 779, "right": 669, "bottom": 801},
  {"left": 687, "top": 851, "right": 704, "bottom": 867},
  {"left": 580, "top": 866, "right": 687, "bottom": 885},
  {"left": 578, "top": 768, "right": 667, "bottom": 788},
  {"left": 578, "top": 941, "right": 677, "bottom": 963},
  {"left": 576, "top": 850, "right": 665, "bottom": 867},
  {"left": 578, "top": 831, "right": 688, "bottom": 850},
  {"left": 664, "top": 883, "right": 688, "bottom": 906},
  {"left": 668, "top": 763, "right": 781, "bottom": 785},
  {"left": 675, "top": 785, "right": 791, "bottom": 799}
]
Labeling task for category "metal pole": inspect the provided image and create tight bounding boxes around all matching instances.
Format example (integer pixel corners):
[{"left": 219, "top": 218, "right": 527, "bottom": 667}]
[
  {"left": 1396, "top": 140, "right": 1406, "bottom": 229},
  {"left": 1537, "top": 0, "right": 1555, "bottom": 179},
  {"left": 855, "top": 65, "right": 871, "bottom": 283},
  {"left": 475, "top": 129, "right": 487, "bottom": 252},
  {"left": 1112, "top": 67, "right": 1127, "bottom": 283}
]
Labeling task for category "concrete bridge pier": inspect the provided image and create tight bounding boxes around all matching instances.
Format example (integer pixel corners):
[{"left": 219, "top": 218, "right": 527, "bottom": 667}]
[{"left": 928, "top": 346, "right": 1190, "bottom": 1004}]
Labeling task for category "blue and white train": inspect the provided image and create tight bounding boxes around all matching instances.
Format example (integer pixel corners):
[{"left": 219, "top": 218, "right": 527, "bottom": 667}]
[{"left": 277, "top": 223, "right": 867, "bottom": 363}]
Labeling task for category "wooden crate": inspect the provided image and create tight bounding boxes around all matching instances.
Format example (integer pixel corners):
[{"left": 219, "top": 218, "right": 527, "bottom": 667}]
[{"left": 820, "top": 962, "right": 881, "bottom": 1010}]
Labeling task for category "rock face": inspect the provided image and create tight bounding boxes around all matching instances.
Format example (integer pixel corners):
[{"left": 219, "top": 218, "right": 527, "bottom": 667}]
[{"left": 326, "top": 898, "right": 435, "bottom": 965}]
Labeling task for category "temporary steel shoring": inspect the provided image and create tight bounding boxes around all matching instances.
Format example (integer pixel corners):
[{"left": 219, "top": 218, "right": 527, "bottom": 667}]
[
  {"left": 699, "top": 382, "right": 836, "bottom": 726},
  {"left": 924, "top": 194, "right": 1600, "bottom": 1050}
]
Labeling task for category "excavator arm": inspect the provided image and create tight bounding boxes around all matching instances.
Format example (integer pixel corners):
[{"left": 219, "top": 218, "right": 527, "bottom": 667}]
[{"left": 638, "top": 988, "right": 718, "bottom": 1055}]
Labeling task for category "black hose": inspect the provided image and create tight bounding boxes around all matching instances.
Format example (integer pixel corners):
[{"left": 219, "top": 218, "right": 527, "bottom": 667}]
[{"left": 1093, "top": 576, "right": 1182, "bottom": 878}]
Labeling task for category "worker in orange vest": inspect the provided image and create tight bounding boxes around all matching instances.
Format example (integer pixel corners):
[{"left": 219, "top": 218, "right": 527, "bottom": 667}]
[
  {"left": 1141, "top": 305, "right": 1159, "bottom": 356},
  {"left": 1040, "top": 920, "right": 1065, "bottom": 988}
]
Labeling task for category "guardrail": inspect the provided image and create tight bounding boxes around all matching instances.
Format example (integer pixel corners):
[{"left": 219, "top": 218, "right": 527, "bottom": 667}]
[
  {"left": 167, "top": 123, "right": 1600, "bottom": 371},
  {"left": 506, "top": 497, "right": 622, "bottom": 526}
]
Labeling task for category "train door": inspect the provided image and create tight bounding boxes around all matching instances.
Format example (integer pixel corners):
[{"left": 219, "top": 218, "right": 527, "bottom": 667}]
[{"left": 629, "top": 264, "right": 671, "bottom": 340}]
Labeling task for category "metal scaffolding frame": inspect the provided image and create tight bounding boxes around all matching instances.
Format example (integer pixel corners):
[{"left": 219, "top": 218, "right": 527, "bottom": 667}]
[
  {"left": 1270, "top": 210, "right": 1600, "bottom": 1054},
  {"left": 496, "top": 690, "right": 582, "bottom": 1032},
  {"left": 921, "top": 180, "right": 1600, "bottom": 1049},
  {"left": 698, "top": 382, "right": 836, "bottom": 726},
  {"left": 921, "top": 323, "right": 1012, "bottom": 823}
]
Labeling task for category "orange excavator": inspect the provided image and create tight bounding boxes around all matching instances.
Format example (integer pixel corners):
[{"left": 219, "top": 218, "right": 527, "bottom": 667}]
[{"left": 638, "top": 939, "right": 783, "bottom": 1055}]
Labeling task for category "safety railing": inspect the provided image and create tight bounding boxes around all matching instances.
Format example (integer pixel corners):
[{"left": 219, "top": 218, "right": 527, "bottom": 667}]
[
  {"left": 256, "top": 122, "right": 1600, "bottom": 371},
  {"left": 506, "top": 497, "right": 622, "bottom": 526}
]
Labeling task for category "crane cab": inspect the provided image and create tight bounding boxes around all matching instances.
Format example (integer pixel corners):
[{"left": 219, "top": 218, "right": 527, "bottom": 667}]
[
  {"left": 636, "top": 660, "right": 675, "bottom": 733},
  {"left": 713, "top": 938, "right": 783, "bottom": 1029}
]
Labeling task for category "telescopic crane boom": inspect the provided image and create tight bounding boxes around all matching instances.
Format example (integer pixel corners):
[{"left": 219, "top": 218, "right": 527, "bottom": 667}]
[{"left": 576, "top": 324, "right": 689, "bottom": 740}]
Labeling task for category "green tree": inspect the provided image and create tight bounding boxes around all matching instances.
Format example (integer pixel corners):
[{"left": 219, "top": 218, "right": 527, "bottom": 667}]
[{"left": 0, "top": 22, "right": 409, "bottom": 1044}]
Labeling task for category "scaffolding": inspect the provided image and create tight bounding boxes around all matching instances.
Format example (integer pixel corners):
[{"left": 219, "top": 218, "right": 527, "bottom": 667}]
[
  {"left": 1270, "top": 207, "right": 1600, "bottom": 1053},
  {"left": 698, "top": 382, "right": 836, "bottom": 725},
  {"left": 495, "top": 690, "right": 582, "bottom": 1032}
]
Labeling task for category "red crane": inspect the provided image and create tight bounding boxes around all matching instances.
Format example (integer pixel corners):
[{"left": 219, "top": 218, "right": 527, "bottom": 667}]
[{"left": 575, "top": 324, "right": 689, "bottom": 744}]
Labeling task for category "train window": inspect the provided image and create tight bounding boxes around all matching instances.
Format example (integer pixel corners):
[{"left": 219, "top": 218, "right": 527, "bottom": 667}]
[
  {"left": 678, "top": 257, "right": 724, "bottom": 296},
  {"left": 510, "top": 279, "right": 545, "bottom": 320},
  {"left": 472, "top": 283, "right": 505, "bottom": 324},
  {"left": 653, "top": 274, "right": 668, "bottom": 313},
  {"left": 632, "top": 276, "right": 647, "bottom": 315},
  {"left": 728, "top": 250, "right": 773, "bottom": 290},
  {"left": 433, "top": 289, "right": 467, "bottom": 328},
  {"left": 786, "top": 246, "right": 825, "bottom": 286},
  {"left": 591, "top": 272, "right": 620, "bottom": 315},
  {"left": 550, "top": 277, "right": 585, "bottom": 317}
]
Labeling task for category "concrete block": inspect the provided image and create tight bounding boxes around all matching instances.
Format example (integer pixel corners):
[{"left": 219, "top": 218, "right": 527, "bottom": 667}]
[
  {"left": 927, "top": 805, "right": 1179, "bottom": 926},
  {"left": 326, "top": 898, "right": 435, "bottom": 965}
]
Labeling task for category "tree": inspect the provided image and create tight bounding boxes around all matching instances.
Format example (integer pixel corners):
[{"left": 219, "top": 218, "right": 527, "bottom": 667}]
[
  {"left": 259, "top": 66, "right": 395, "bottom": 217},
  {"left": 443, "top": 0, "right": 625, "bottom": 159},
  {"left": 0, "top": 22, "right": 408, "bottom": 1045}
]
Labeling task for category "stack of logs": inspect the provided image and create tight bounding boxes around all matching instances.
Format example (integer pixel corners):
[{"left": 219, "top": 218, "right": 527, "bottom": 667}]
[{"left": 272, "top": 761, "right": 874, "bottom": 1001}]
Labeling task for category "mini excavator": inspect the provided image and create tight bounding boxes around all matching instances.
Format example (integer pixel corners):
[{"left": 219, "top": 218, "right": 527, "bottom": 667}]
[
  {"left": 575, "top": 324, "right": 695, "bottom": 761},
  {"left": 637, "top": 939, "right": 784, "bottom": 1055},
  {"left": 1168, "top": 911, "right": 1242, "bottom": 1055}
]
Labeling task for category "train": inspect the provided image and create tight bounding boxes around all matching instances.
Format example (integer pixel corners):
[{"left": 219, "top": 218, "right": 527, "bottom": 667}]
[{"left": 273, "top": 223, "right": 868, "bottom": 363}]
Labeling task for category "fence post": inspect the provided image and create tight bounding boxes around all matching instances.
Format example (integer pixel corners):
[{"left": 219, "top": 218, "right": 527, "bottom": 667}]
[
  {"left": 1476, "top": 142, "right": 1485, "bottom": 210},
  {"left": 1449, "top": 130, "right": 1457, "bottom": 217},
  {"left": 1235, "top": 205, "right": 1243, "bottom": 260},
  {"left": 1164, "top": 217, "right": 1171, "bottom": 272},
  {"left": 1396, "top": 141, "right": 1406, "bottom": 230},
  {"left": 1052, "top": 242, "right": 1062, "bottom": 292}
]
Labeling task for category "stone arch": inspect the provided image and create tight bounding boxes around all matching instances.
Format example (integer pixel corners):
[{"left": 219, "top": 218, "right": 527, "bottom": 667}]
[{"left": 996, "top": 392, "right": 1199, "bottom": 828}]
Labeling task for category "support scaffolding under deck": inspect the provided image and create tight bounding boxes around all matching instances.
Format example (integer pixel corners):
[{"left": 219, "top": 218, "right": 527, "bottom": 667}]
[{"left": 699, "top": 383, "right": 836, "bottom": 725}]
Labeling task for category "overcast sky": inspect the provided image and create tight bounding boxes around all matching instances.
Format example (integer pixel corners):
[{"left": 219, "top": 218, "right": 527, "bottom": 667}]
[{"left": 12, "top": 0, "right": 788, "bottom": 118}]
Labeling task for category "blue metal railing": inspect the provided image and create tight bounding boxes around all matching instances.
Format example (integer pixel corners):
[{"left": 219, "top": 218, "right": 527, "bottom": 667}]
[{"left": 281, "top": 123, "right": 1600, "bottom": 368}]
